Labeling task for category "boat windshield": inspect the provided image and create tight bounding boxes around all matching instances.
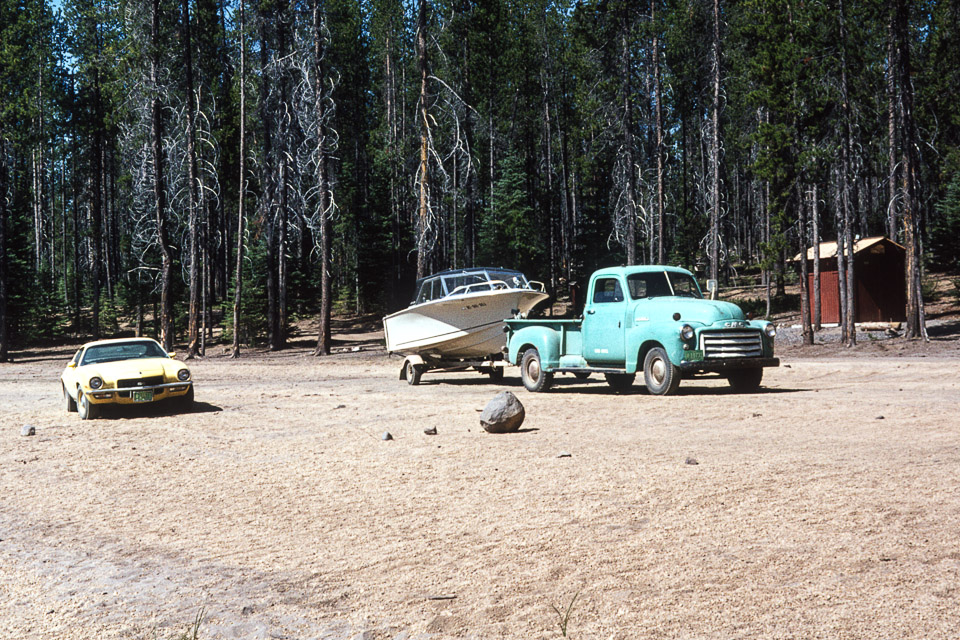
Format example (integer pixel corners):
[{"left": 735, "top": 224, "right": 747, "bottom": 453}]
[
  {"left": 412, "top": 269, "right": 530, "bottom": 305},
  {"left": 627, "top": 271, "right": 702, "bottom": 299},
  {"left": 81, "top": 340, "right": 169, "bottom": 365}
]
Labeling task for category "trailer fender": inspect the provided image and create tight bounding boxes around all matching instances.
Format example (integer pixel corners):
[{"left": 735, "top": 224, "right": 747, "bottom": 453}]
[{"left": 399, "top": 355, "right": 425, "bottom": 380}]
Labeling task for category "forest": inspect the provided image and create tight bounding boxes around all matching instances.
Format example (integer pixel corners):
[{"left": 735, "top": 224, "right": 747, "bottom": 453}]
[{"left": 1, "top": 0, "right": 958, "bottom": 361}]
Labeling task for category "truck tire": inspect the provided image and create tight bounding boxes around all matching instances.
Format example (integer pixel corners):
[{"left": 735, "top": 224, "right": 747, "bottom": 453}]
[
  {"left": 604, "top": 373, "right": 635, "bottom": 392},
  {"left": 727, "top": 368, "right": 763, "bottom": 392},
  {"left": 643, "top": 347, "right": 681, "bottom": 396},
  {"left": 521, "top": 349, "right": 553, "bottom": 392}
]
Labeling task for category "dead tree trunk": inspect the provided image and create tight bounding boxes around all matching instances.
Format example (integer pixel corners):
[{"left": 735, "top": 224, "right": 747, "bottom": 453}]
[
  {"left": 652, "top": 0, "right": 665, "bottom": 264},
  {"left": 415, "top": 0, "right": 431, "bottom": 279},
  {"left": 886, "top": 13, "right": 898, "bottom": 241},
  {"left": 838, "top": 0, "right": 856, "bottom": 346},
  {"left": 798, "top": 183, "right": 812, "bottom": 345},
  {"left": 232, "top": 0, "right": 247, "bottom": 359},
  {"left": 620, "top": 9, "right": 637, "bottom": 265},
  {"left": 708, "top": 0, "right": 722, "bottom": 285},
  {"left": 314, "top": 0, "right": 333, "bottom": 357},
  {"left": 895, "top": 0, "right": 927, "bottom": 340},
  {"left": 152, "top": 0, "right": 173, "bottom": 350},
  {"left": 183, "top": 0, "right": 201, "bottom": 357},
  {"left": 811, "top": 183, "right": 821, "bottom": 330},
  {"left": 0, "top": 135, "right": 8, "bottom": 361}
]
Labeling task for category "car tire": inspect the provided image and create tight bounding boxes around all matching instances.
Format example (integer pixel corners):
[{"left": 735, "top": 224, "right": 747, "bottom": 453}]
[
  {"left": 727, "top": 368, "right": 763, "bottom": 392},
  {"left": 405, "top": 360, "right": 424, "bottom": 386},
  {"left": 520, "top": 349, "right": 552, "bottom": 392},
  {"left": 643, "top": 347, "right": 681, "bottom": 396},
  {"left": 176, "top": 385, "right": 195, "bottom": 411},
  {"left": 64, "top": 383, "right": 77, "bottom": 413},
  {"left": 77, "top": 391, "right": 99, "bottom": 420},
  {"left": 604, "top": 373, "right": 635, "bottom": 392}
]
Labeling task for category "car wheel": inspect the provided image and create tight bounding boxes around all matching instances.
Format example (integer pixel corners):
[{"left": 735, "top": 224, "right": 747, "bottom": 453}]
[
  {"left": 176, "top": 385, "right": 195, "bottom": 411},
  {"left": 405, "top": 360, "right": 424, "bottom": 386},
  {"left": 520, "top": 349, "right": 552, "bottom": 392},
  {"left": 604, "top": 373, "right": 635, "bottom": 392},
  {"left": 727, "top": 368, "right": 763, "bottom": 392},
  {"left": 643, "top": 347, "right": 681, "bottom": 396},
  {"left": 63, "top": 383, "right": 77, "bottom": 413},
  {"left": 77, "top": 391, "right": 99, "bottom": 420}
]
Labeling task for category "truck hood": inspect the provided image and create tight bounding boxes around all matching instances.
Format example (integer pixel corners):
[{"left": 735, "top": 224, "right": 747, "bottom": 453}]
[{"left": 634, "top": 297, "right": 746, "bottom": 325}]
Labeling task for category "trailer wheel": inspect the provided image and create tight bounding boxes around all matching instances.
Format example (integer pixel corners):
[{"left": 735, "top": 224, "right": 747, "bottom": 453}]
[
  {"left": 520, "top": 349, "right": 552, "bottom": 392},
  {"left": 405, "top": 360, "right": 424, "bottom": 386},
  {"left": 643, "top": 347, "right": 681, "bottom": 396}
]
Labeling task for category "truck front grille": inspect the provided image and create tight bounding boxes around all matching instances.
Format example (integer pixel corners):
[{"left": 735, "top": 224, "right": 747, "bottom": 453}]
[{"left": 700, "top": 330, "right": 763, "bottom": 358}]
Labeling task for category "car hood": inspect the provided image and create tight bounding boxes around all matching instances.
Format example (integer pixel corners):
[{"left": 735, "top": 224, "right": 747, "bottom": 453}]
[
  {"left": 80, "top": 358, "right": 178, "bottom": 384},
  {"left": 635, "top": 297, "right": 746, "bottom": 324}
]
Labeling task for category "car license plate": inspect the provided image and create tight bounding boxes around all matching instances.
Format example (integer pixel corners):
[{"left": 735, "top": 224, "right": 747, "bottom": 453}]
[
  {"left": 685, "top": 349, "right": 704, "bottom": 362},
  {"left": 132, "top": 390, "right": 154, "bottom": 403}
]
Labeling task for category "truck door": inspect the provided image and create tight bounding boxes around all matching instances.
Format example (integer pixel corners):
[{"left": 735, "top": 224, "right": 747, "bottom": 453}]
[{"left": 583, "top": 276, "right": 627, "bottom": 364}]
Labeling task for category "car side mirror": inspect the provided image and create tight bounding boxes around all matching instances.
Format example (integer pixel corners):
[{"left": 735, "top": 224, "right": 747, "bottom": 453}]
[
  {"left": 67, "top": 362, "right": 77, "bottom": 369},
  {"left": 168, "top": 352, "right": 176, "bottom": 359}
]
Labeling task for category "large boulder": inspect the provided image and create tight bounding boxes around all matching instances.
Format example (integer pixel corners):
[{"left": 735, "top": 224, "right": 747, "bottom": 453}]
[{"left": 480, "top": 391, "right": 525, "bottom": 433}]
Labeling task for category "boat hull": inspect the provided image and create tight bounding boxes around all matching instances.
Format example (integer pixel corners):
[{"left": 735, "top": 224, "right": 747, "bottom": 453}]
[{"left": 384, "top": 289, "right": 549, "bottom": 358}]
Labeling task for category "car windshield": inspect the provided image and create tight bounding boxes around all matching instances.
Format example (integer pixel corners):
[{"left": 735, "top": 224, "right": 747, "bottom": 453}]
[
  {"left": 81, "top": 341, "right": 169, "bottom": 365},
  {"left": 627, "top": 271, "right": 702, "bottom": 299}
]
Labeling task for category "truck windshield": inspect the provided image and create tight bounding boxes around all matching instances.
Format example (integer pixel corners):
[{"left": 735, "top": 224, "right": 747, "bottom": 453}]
[{"left": 627, "top": 271, "right": 702, "bottom": 299}]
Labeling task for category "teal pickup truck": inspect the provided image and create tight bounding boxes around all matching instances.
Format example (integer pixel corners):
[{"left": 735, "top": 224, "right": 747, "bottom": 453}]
[{"left": 504, "top": 265, "right": 779, "bottom": 395}]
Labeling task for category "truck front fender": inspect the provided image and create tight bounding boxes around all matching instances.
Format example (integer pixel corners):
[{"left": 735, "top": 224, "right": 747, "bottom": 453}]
[
  {"left": 626, "top": 328, "right": 687, "bottom": 374},
  {"left": 507, "top": 326, "right": 562, "bottom": 369}
]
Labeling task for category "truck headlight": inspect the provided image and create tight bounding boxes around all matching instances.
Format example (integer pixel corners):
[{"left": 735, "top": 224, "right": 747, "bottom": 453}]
[
  {"left": 89, "top": 376, "right": 103, "bottom": 389},
  {"left": 177, "top": 369, "right": 191, "bottom": 381},
  {"left": 679, "top": 324, "right": 695, "bottom": 341},
  {"left": 764, "top": 323, "right": 777, "bottom": 338}
]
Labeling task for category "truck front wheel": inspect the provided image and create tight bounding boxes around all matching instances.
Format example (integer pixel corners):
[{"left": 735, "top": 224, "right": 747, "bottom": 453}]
[
  {"left": 643, "top": 347, "right": 681, "bottom": 396},
  {"left": 521, "top": 349, "right": 553, "bottom": 392},
  {"left": 727, "top": 368, "right": 763, "bottom": 392}
]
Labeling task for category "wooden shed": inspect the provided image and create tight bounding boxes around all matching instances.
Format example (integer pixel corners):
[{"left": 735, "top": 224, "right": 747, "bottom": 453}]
[{"left": 794, "top": 236, "right": 906, "bottom": 324}]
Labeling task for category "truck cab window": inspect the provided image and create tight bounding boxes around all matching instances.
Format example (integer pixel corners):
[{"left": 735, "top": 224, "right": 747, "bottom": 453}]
[{"left": 592, "top": 278, "right": 624, "bottom": 303}]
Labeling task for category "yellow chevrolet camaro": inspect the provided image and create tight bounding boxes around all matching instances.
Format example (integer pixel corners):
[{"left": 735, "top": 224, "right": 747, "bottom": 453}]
[{"left": 61, "top": 338, "right": 194, "bottom": 420}]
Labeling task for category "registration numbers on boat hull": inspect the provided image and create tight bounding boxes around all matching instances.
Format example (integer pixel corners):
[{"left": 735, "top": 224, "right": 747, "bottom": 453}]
[{"left": 132, "top": 390, "right": 154, "bottom": 403}]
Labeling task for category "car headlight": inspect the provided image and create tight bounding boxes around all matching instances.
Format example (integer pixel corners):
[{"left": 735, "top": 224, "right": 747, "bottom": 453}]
[
  {"left": 764, "top": 323, "right": 777, "bottom": 338},
  {"left": 679, "top": 324, "right": 695, "bottom": 341},
  {"left": 89, "top": 376, "right": 103, "bottom": 390},
  {"left": 177, "top": 369, "right": 191, "bottom": 381}
]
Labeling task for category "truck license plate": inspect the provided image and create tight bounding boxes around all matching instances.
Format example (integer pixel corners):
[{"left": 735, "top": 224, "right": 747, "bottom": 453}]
[
  {"left": 685, "top": 350, "right": 704, "bottom": 362},
  {"left": 132, "top": 390, "right": 154, "bottom": 403}
]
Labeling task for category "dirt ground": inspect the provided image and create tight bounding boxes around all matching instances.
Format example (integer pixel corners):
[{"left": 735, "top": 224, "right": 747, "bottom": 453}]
[{"left": 2, "top": 325, "right": 960, "bottom": 639}]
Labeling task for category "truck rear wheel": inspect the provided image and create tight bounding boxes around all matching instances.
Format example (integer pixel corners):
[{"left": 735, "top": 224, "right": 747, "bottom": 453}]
[
  {"left": 727, "top": 368, "right": 763, "bottom": 392},
  {"left": 520, "top": 349, "right": 552, "bottom": 392},
  {"left": 643, "top": 347, "right": 681, "bottom": 396}
]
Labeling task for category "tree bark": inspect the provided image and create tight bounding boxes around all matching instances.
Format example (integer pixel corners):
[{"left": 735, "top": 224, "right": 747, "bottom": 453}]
[
  {"left": 811, "top": 183, "right": 821, "bottom": 330},
  {"left": 886, "top": 12, "right": 898, "bottom": 241},
  {"left": 620, "top": 8, "right": 636, "bottom": 265},
  {"left": 183, "top": 0, "right": 202, "bottom": 357},
  {"left": 652, "top": 0, "right": 665, "bottom": 264},
  {"left": 798, "top": 183, "right": 812, "bottom": 345},
  {"left": 151, "top": 0, "right": 173, "bottom": 350},
  {"left": 708, "top": 0, "right": 722, "bottom": 285},
  {"left": 313, "top": 0, "right": 332, "bottom": 357},
  {"left": 838, "top": 0, "right": 856, "bottom": 346},
  {"left": 415, "top": 0, "right": 431, "bottom": 279},
  {"left": 0, "top": 135, "right": 8, "bottom": 361},
  {"left": 232, "top": 0, "right": 246, "bottom": 358}
]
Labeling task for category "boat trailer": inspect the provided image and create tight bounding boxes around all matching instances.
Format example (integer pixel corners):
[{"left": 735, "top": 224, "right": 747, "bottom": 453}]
[{"left": 398, "top": 354, "right": 506, "bottom": 386}]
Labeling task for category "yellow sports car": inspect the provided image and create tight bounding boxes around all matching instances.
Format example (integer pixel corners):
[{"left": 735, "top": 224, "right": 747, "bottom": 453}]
[{"left": 61, "top": 338, "right": 194, "bottom": 420}]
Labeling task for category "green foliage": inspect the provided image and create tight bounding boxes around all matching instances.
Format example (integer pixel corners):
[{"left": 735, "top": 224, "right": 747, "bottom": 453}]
[{"left": 931, "top": 171, "right": 960, "bottom": 273}]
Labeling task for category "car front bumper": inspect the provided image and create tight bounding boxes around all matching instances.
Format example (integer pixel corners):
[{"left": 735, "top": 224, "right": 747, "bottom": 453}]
[{"left": 84, "top": 381, "right": 193, "bottom": 404}]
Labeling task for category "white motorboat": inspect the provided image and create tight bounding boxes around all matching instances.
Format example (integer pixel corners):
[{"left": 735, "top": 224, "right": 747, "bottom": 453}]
[{"left": 383, "top": 267, "right": 549, "bottom": 359}]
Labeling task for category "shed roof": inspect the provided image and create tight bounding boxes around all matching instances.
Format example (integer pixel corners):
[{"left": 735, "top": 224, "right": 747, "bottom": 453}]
[{"left": 792, "top": 236, "right": 905, "bottom": 262}]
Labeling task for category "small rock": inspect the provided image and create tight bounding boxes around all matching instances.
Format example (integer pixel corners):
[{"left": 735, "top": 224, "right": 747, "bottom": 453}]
[
  {"left": 783, "top": 364, "right": 792, "bottom": 368},
  {"left": 424, "top": 427, "right": 438, "bottom": 435},
  {"left": 241, "top": 605, "right": 254, "bottom": 616},
  {"left": 381, "top": 431, "right": 393, "bottom": 441},
  {"left": 876, "top": 415, "right": 885, "bottom": 420},
  {"left": 480, "top": 391, "right": 525, "bottom": 433},
  {"left": 557, "top": 451, "right": 572, "bottom": 458},
  {"left": 752, "top": 413, "right": 762, "bottom": 418},
  {"left": 21, "top": 425, "right": 36, "bottom": 437},
  {"left": 685, "top": 457, "right": 699, "bottom": 465}
]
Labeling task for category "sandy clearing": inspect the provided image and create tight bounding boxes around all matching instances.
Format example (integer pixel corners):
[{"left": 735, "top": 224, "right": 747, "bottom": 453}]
[{"left": 2, "top": 346, "right": 960, "bottom": 639}]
